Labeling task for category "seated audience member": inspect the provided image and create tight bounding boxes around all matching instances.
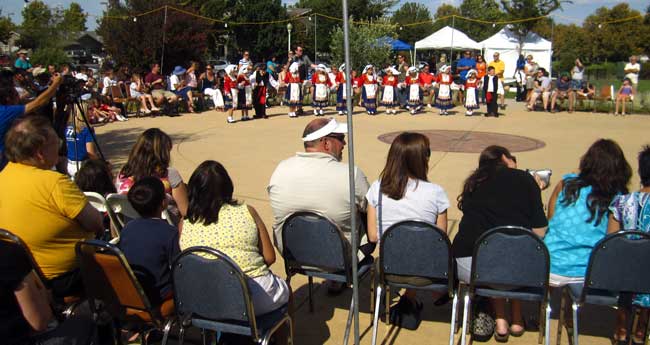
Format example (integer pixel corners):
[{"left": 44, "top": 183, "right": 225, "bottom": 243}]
[
  {"left": 116, "top": 128, "right": 189, "bottom": 223},
  {"left": 526, "top": 68, "right": 551, "bottom": 111},
  {"left": 268, "top": 118, "right": 370, "bottom": 254},
  {"left": 75, "top": 159, "right": 117, "bottom": 197},
  {"left": 614, "top": 77, "right": 635, "bottom": 116},
  {"left": 181, "top": 160, "right": 290, "bottom": 316},
  {"left": 544, "top": 139, "right": 631, "bottom": 287},
  {"left": 65, "top": 111, "right": 99, "bottom": 178},
  {"left": 0, "top": 70, "right": 62, "bottom": 168},
  {"left": 0, "top": 240, "right": 95, "bottom": 345},
  {"left": 550, "top": 73, "right": 574, "bottom": 113},
  {"left": 453, "top": 145, "right": 547, "bottom": 340},
  {"left": 170, "top": 65, "right": 195, "bottom": 113},
  {"left": 365, "top": 132, "right": 449, "bottom": 315},
  {"left": 575, "top": 82, "right": 595, "bottom": 100},
  {"left": 144, "top": 63, "right": 179, "bottom": 112},
  {"left": 199, "top": 64, "right": 224, "bottom": 110},
  {"left": 118, "top": 177, "right": 180, "bottom": 304},
  {"left": 608, "top": 145, "right": 650, "bottom": 344},
  {"left": 0, "top": 116, "right": 103, "bottom": 297}
]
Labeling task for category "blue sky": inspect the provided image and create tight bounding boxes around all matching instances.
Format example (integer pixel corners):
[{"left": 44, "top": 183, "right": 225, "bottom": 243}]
[{"left": 1, "top": 0, "right": 647, "bottom": 30}]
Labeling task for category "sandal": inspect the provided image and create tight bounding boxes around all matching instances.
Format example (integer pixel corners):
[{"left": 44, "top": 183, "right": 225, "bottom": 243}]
[
  {"left": 510, "top": 323, "right": 525, "bottom": 337},
  {"left": 494, "top": 331, "right": 510, "bottom": 343}
]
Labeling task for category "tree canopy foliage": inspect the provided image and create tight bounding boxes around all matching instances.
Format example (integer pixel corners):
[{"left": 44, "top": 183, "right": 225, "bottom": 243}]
[
  {"left": 0, "top": 12, "right": 15, "bottom": 44},
  {"left": 391, "top": 2, "right": 434, "bottom": 45},
  {"left": 329, "top": 20, "right": 395, "bottom": 72}
]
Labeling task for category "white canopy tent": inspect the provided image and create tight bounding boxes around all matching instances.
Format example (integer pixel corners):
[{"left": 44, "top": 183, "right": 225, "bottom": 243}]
[
  {"left": 414, "top": 26, "right": 481, "bottom": 59},
  {"left": 480, "top": 27, "right": 553, "bottom": 81}
]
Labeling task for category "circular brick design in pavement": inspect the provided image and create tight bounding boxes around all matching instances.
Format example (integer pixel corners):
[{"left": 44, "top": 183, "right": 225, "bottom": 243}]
[{"left": 378, "top": 130, "right": 546, "bottom": 153}]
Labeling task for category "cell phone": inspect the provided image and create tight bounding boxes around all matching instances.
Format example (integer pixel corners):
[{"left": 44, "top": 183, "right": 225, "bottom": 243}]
[{"left": 527, "top": 169, "right": 552, "bottom": 190}]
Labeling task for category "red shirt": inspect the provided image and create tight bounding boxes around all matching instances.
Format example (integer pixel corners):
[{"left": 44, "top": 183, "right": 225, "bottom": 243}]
[
  {"left": 284, "top": 72, "right": 302, "bottom": 84},
  {"left": 361, "top": 74, "right": 377, "bottom": 85},
  {"left": 382, "top": 75, "right": 398, "bottom": 87},
  {"left": 223, "top": 75, "right": 237, "bottom": 94},
  {"left": 465, "top": 78, "right": 479, "bottom": 89},
  {"left": 311, "top": 73, "right": 332, "bottom": 86},
  {"left": 436, "top": 74, "right": 453, "bottom": 85},
  {"left": 236, "top": 74, "right": 250, "bottom": 86},
  {"left": 405, "top": 76, "right": 420, "bottom": 86},
  {"left": 144, "top": 72, "right": 164, "bottom": 90},
  {"left": 418, "top": 72, "right": 435, "bottom": 86},
  {"left": 335, "top": 72, "right": 346, "bottom": 85}
]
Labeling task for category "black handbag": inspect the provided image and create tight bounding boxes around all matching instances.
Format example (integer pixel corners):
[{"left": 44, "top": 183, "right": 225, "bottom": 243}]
[{"left": 389, "top": 294, "right": 423, "bottom": 330}]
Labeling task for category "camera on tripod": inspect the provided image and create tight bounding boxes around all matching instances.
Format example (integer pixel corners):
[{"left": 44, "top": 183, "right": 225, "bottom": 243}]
[{"left": 57, "top": 75, "right": 86, "bottom": 104}]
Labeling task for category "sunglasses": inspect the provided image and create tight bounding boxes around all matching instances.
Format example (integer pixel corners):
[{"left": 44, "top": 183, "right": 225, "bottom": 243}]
[{"left": 324, "top": 134, "right": 345, "bottom": 143}]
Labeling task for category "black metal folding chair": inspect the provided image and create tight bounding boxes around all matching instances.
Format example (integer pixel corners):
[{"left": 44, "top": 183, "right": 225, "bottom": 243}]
[
  {"left": 281, "top": 211, "right": 374, "bottom": 345},
  {"left": 172, "top": 246, "right": 293, "bottom": 345},
  {"left": 460, "top": 226, "right": 551, "bottom": 345},
  {"left": 370, "top": 220, "right": 457, "bottom": 345},
  {"left": 557, "top": 231, "right": 650, "bottom": 345}
]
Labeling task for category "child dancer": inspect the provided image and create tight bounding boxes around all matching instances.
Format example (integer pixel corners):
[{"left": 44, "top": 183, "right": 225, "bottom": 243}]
[
  {"left": 435, "top": 65, "right": 454, "bottom": 115},
  {"left": 130, "top": 73, "right": 160, "bottom": 114},
  {"left": 311, "top": 64, "right": 332, "bottom": 116},
  {"left": 236, "top": 66, "right": 252, "bottom": 121},
  {"left": 380, "top": 67, "right": 400, "bottom": 115},
  {"left": 405, "top": 66, "right": 423, "bottom": 115},
  {"left": 284, "top": 62, "right": 303, "bottom": 118},
  {"left": 614, "top": 78, "right": 635, "bottom": 116},
  {"left": 361, "top": 65, "right": 378, "bottom": 115},
  {"left": 223, "top": 65, "right": 239, "bottom": 123},
  {"left": 335, "top": 64, "right": 353, "bottom": 115},
  {"left": 464, "top": 69, "right": 480, "bottom": 116}
]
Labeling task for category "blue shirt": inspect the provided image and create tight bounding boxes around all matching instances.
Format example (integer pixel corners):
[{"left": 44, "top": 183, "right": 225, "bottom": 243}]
[
  {"left": 544, "top": 173, "right": 609, "bottom": 277},
  {"left": 0, "top": 105, "right": 25, "bottom": 155},
  {"left": 14, "top": 59, "right": 32, "bottom": 70},
  {"left": 266, "top": 60, "right": 277, "bottom": 75},
  {"left": 457, "top": 57, "right": 476, "bottom": 81},
  {"left": 118, "top": 218, "right": 180, "bottom": 303},
  {"left": 65, "top": 125, "right": 93, "bottom": 161}
]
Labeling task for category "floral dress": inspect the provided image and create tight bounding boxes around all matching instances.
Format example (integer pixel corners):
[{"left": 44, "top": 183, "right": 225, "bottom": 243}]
[{"left": 609, "top": 191, "right": 650, "bottom": 307}]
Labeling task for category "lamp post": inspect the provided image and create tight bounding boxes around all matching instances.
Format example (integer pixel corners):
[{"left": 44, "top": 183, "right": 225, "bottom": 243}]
[{"left": 287, "top": 23, "right": 293, "bottom": 54}]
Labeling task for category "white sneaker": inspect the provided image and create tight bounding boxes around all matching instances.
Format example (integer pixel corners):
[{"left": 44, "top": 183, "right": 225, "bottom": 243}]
[
  {"left": 319, "top": 109, "right": 324, "bottom": 115},
  {"left": 289, "top": 112, "right": 296, "bottom": 118},
  {"left": 410, "top": 109, "right": 416, "bottom": 115},
  {"left": 427, "top": 104, "right": 432, "bottom": 108},
  {"left": 227, "top": 116, "right": 235, "bottom": 123},
  {"left": 116, "top": 114, "right": 127, "bottom": 121},
  {"left": 314, "top": 109, "right": 319, "bottom": 115},
  {"left": 338, "top": 111, "right": 343, "bottom": 115},
  {"left": 466, "top": 111, "right": 472, "bottom": 116}
]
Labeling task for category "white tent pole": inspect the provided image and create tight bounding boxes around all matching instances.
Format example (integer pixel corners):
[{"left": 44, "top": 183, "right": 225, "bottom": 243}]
[
  {"left": 450, "top": 18, "right": 455, "bottom": 64},
  {"left": 342, "top": 0, "right": 359, "bottom": 344}
]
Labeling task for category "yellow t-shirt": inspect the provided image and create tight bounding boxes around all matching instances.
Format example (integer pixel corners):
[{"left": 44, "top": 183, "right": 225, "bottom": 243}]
[
  {"left": 488, "top": 60, "right": 506, "bottom": 79},
  {"left": 0, "top": 162, "right": 91, "bottom": 279}
]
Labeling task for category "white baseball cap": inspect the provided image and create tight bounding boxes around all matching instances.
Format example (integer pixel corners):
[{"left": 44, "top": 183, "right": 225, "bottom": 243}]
[{"left": 302, "top": 118, "right": 348, "bottom": 142}]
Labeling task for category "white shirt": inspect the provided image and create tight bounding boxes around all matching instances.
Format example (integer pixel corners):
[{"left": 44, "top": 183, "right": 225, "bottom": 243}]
[
  {"left": 625, "top": 62, "right": 641, "bottom": 84},
  {"left": 102, "top": 76, "right": 116, "bottom": 95},
  {"left": 485, "top": 75, "right": 504, "bottom": 95},
  {"left": 366, "top": 179, "right": 449, "bottom": 236},
  {"left": 169, "top": 74, "right": 181, "bottom": 91}
]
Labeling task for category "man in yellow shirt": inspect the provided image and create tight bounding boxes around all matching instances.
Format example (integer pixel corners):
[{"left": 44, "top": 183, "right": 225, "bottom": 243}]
[
  {"left": 0, "top": 116, "right": 103, "bottom": 297},
  {"left": 488, "top": 52, "right": 506, "bottom": 110}
]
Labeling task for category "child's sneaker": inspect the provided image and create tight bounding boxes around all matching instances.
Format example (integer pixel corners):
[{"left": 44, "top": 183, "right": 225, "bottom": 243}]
[{"left": 227, "top": 116, "right": 235, "bottom": 123}]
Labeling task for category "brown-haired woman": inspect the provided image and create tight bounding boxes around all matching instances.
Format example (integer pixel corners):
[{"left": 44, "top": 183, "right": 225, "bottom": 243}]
[
  {"left": 116, "top": 128, "right": 189, "bottom": 222},
  {"left": 453, "top": 145, "right": 548, "bottom": 341},
  {"left": 366, "top": 132, "right": 450, "bottom": 309}
]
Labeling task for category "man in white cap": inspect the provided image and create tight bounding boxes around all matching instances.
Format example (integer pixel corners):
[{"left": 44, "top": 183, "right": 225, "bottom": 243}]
[
  {"left": 268, "top": 117, "right": 370, "bottom": 256},
  {"left": 14, "top": 49, "right": 33, "bottom": 72}
]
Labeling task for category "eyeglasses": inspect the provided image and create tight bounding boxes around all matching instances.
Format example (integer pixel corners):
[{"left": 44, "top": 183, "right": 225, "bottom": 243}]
[{"left": 324, "top": 134, "right": 345, "bottom": 143}]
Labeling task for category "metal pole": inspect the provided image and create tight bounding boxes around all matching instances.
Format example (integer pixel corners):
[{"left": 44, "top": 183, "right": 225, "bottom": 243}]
[
  {"left": 288, "top": 29, "right": 292, "bottom": 56},
  {"left": 342, "top": 0, "right": 359, "bottom": 344},
  {"left": 450, "top": 15, "right": 455, "bottom": 65},
  {"left": 314, "top": 15, "right": 317, "bottom": 63},
  {"left": 549, "top": 21, "right": 554, "bottom": 77},
  {"left": 160, "top": 5, "right": 168, "bottom": 72}
]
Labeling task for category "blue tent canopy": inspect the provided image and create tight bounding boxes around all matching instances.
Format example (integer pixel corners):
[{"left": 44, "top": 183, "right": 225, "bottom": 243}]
[{"left": 376, "top": 36, "right": 413, "bottom": 51}]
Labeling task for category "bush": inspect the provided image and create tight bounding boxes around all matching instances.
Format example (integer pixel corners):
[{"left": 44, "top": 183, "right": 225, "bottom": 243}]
[
  {"left": 30, "top": 47, "right": 71, "bottom": 68},
  {"left": 585, "top": 62, "right": 623, "bottom": 80}
]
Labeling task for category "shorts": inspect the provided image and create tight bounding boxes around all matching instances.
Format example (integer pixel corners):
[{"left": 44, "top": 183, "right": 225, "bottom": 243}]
[
  {"left": 151, "top": 89, "right": 176, "bottom": 99},
  {"left": 570, "top": 80, "right": 583, "bottom": 90},
  {"left": 248, "top": 272, "right": 290, "bottom": 316}
]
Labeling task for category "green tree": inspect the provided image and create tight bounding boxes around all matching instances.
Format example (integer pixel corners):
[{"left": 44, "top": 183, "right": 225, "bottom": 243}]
[
  {"left": 583, "top": 4, "right": 649, "bottom": 63},
  {"left": 229, "top": 0, "right": 288, "bottom": 59},
  {"left": 457, "top": 0, "right": 505, "bottom": 41},
  {"left": 18, "top": 0, "right": 55, "bottom": 49},
  {"left": 500, "top": 0, "right": 566, "bottom": 51},
  {"left": 58, "top": 2, "right": 87, "bottom": 37},
  {"left": 329, "top": 20, "right": 396, "bottom": 72},
  {"left": 431, "top": 4, "right": 461, "bottom": 32},
  {"left": 30, "top": 46, "right": 71, "bottom": 67},
  {"left": 0, "top": 11, "right": 15, "bottom": 43},
  {"left": 549, "top": 23, "right": 589, "bottom": 73},
  {"left": 391, "top": 2, "right": 434, "bottom": 45}
]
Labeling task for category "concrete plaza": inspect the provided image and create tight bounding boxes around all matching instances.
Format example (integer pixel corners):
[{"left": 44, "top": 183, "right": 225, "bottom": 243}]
[{"left": 95, "top": 99, "right": 649, "bottom": 345}]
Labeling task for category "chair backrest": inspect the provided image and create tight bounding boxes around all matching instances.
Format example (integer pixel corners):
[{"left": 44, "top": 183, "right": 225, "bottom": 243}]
[
  {"left": 380, "top": 221, "right": 453, "bottom": 288},
  {"left": 583, "top": 231, "right": 650, "bottom": 299},
  {"left": 110, "top": 85, "right": 125, "bottom": 99},
  {"left": 281, "top": 211, "right": 350, "bottom": 279},
  {"left": 172, "top": 247, "right": 260, "bottom": 339},
  {"left": 599, "top": 85, "right": 612, "bottom": 99},
  {"left": 85, "top": 191, "right": 119, "bottom": 239},
  {"left": 0, "top": 228, "right": 49, "bottom": 285},
  {"left": 470, "top": 226, "right": 549, "bottom": 290},
  {"left": 76, "top": 239, "right": 155, "bottom": 320},
  {"left": 106, "top": 193, "right": 141, "bottom": 231}
]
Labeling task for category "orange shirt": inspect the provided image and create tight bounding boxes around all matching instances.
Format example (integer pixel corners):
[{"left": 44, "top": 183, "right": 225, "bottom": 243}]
[{"left": 476, "top": 62, "right": 487, "bottom": 79}]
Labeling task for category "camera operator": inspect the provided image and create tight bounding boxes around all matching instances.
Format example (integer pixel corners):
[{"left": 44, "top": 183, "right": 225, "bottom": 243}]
[{"left": 0, "top": 69, "right": 63, "bottom": 170}]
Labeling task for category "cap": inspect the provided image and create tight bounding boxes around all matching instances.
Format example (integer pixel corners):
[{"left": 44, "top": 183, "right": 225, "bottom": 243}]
[{"left": 302, "top": 118, "right": 348, "bottom": 142}]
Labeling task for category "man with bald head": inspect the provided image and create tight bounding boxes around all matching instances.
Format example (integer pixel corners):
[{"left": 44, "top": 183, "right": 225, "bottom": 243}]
[{"left": 268, "top": 117, "right": 370, "bottom": 253}]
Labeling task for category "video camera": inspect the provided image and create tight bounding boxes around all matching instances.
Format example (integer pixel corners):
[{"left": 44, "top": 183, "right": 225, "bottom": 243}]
[{"left": 56, "top": 75, "right": 86, "bottom": 104}]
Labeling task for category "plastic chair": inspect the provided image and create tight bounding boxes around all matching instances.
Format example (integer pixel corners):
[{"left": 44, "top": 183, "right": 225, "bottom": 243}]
[
  {"left": 105, "top": 193, "right": 174, "bottom": 232},
  {"left": 281, "top": 211, "right": 374, "bottom": 345},
  {"left": 0, "top": 228, "right": 81, "bottom": 318},
  {"left": 460, "top": 226, "right": 551, "bottom": 345},
  {"left": 84, "top": 192, "right": 119, "bottom": 239},
  {"left": 370, "top": 220, "right": 457, "bottom": 345},
  {"left": 557, "top": 231, "right": 650, "bottom": 345},
  {"left": 172, "top": 246, "right": 293, "bottom": 345},
  {"left": 76, "top": 239, "right": 174, "bottom": 345}
]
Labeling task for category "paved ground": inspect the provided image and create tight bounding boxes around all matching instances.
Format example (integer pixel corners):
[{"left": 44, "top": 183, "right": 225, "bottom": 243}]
[{"left": 95, "top": 100, "right": 649, "bottom": 345}]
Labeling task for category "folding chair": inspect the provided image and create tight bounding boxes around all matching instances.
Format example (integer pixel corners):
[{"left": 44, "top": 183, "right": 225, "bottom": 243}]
[
  {"left": 281, "top": 211, "right": 374, "bottom": 345},
  {"left": 460, "top": 226, "right": 551, "bottom": 345},
  {"left": 557, "top": 231, "right": 650, "bottom": 345},
  {"left": 110, "top": 85, "right": 131, "bottom": 115},
  {"left": 76, "top": 239, "right": 174, "bottom": 345},
  {"left": 371, "top": 221, "right": 457, "bottom": 345},
  {"left": 105, "top": 193, "right": 174, "bottom": 232},
  {"left": 0, "top": 228, "right": 81, "bottom": 318},
  {"left": 84, "top": 192, "right": 119, "bottom": 239},
  {"left": 123, "top": 82, "right": 143, "bottom": 117},
  {"left": 172, "top": 246, "right": 293, "bottom": 345}
]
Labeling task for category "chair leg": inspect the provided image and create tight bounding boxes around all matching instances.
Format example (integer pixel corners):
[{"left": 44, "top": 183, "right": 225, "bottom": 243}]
[
  {"left": 385, "top": 285, "right": 390, "bottom": 328},
  {"left": 178, "top": 325, "right": 185, "bottom": 345},
  {"left": 287, "top": 317, "right": 294, "bottom": 345},
  {"left": 460, "top": 291, "right": 471, "bottom": 345},
  {"left": 343, "top": 297, "right": 355, "bottom": 345},
  {"left": 449, "top": 293, "right": 459, "bottom": 345},
  {"left": 538, "top": 301, "right": 544, "bottom": 344},
  {"left": 544, "top": 301, "right": 552, "bottom": 345},
  {"left": 557, "top": 290, "right": 566, "bottom": 345},
  {"left": 201, "top": 328, "right": 207, "bottom": 345},
  {"left": 308, "top": 276, "right": 314, "bottom": 312},
  {"left": 371, "top": 285, "right": 383, "bottom": 345},
  {"left": 369, "top": 267, "right": 375, "bottom": 314},
  {"left": 161, "top": 319, "right": 173, "bottom": 345},
  {"left": 572, "top": 302, "right": 579, "bottom": 345}
]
